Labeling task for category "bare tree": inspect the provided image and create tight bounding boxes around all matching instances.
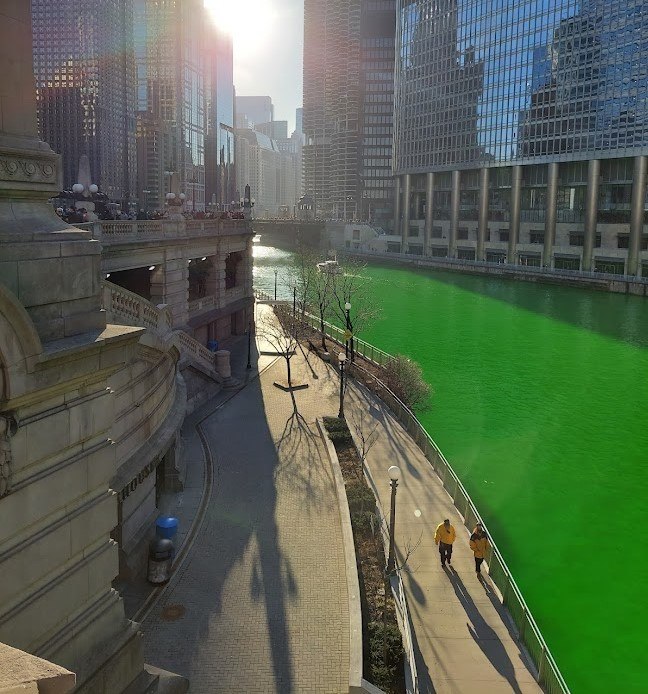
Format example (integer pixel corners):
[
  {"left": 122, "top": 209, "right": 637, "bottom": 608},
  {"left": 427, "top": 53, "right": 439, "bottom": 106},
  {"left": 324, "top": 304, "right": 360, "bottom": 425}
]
[
  {"left": 257, "top": 305, "right": 306, "bottom": 414},
  {"left": 289, "top": 244, "right": 318, "bottom": 322},
  {"left": 309, "top": 260, "right": 335, "bottom": 351},
  {"left": 330, "top": 256, "right": 380, "bottom": 362},
  {"left": 349, "top": 408, "right": 379, "bottom": 479}
]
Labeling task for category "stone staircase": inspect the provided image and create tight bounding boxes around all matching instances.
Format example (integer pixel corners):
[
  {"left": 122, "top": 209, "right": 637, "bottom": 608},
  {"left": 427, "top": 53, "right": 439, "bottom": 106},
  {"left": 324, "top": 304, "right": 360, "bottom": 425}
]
[{"left": 101, "top": 281, "right": 222, "bottom": 411}]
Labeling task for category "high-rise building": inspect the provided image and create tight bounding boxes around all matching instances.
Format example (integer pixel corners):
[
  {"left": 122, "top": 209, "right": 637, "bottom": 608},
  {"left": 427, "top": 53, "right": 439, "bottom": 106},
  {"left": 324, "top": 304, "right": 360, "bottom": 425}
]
[
  {"left": 303, "top": 0, "right": 395, "bottom": 222},
  {"left": 32, "top": 0, "right": 136, "bottom": 205},
  {"left": 135, "top": 0, "right": 222, "bottom": 212},
  {"left": 235, "top": 96, "right": 274, "bottom": 129},
  {"left": 205, "top": 26, "right": 236, "bottom": 211},
  {"left": 394, "top": 0, "right": 648, "bottom": 276}
]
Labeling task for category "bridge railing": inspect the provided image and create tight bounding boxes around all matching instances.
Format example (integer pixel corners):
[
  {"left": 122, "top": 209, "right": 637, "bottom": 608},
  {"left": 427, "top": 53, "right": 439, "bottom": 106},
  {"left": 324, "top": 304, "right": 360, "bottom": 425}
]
[
  {"left": 75, "top": 218, "right": 251, "bottom": 244},
  {"left": 284, "top": 304, "right": 571, "bottom": 694}
]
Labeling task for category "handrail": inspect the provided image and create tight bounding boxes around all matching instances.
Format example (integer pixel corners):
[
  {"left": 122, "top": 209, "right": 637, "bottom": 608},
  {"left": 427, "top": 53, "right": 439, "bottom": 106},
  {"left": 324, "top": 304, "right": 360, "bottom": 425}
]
[
  {"left": 101, "top": 280, "right": 216, "bottom": 375},
  {"left": 293, "top": 312, "right": 570, "bottom": 694}
]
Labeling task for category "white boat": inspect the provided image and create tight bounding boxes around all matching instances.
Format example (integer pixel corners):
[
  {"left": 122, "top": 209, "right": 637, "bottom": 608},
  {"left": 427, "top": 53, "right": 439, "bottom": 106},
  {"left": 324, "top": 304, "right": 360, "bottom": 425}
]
[{"left": 317, "top": 259, "right": 342, "bottom": 274}]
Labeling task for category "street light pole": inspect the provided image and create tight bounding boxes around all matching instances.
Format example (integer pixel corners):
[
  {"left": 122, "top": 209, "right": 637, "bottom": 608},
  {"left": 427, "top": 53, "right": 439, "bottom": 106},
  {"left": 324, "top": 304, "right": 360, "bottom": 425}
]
[
  {"left": 386, "top": 465, "right": 401, "bottom": 574},
  {"left": 293, "top": 285, "right": 297, "bottom": 317},
  {"left": 338, "top": 352, "right": 347, "bottom": 418},
  {"left": 246, "top": 320, "right": 252, "bottom": 369},
  {"left": 274, "top": 269, "right": 278, "bottom": 301},
  {"left": 345, "top": 301, "right": 351, "bottom": 358}
]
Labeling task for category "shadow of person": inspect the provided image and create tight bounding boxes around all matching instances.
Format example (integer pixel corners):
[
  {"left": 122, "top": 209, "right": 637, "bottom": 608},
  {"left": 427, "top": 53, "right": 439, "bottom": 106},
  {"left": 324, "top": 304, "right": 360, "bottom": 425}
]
[{"left": 445, "top": 568, "right": 525, "bottom": 694}]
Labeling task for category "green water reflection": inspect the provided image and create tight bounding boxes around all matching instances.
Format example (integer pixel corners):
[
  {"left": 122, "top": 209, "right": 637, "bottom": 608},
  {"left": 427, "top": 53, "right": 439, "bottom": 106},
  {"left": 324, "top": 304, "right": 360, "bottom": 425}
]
[{"left": 255, "top": 246, "right": 648, "bottom": 692}]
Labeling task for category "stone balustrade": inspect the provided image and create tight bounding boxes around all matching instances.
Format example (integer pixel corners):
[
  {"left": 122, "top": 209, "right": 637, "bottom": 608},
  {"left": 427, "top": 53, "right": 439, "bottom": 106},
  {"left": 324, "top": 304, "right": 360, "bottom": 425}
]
[
  {"left": 75, "top": 218, "right": 250, "bottom": 245},
  {"left": 101, "top": 280, "right": 215, "bottom": 375}
]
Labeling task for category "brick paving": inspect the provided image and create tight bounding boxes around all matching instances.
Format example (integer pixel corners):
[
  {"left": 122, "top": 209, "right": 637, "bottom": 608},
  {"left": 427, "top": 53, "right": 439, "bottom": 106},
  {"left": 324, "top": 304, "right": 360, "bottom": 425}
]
[
  {"left": 141, "top": 302, "right": 543, "bottom": 693},
  {"left": 141, "top": 328, "right": 349, "bottom": 693}
]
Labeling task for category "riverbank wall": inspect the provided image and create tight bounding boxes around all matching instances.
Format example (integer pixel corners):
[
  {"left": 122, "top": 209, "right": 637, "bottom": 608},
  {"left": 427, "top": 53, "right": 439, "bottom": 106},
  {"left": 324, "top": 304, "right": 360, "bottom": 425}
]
[{"left": 345, "top": 250, "right": 648, "bottom": 296}]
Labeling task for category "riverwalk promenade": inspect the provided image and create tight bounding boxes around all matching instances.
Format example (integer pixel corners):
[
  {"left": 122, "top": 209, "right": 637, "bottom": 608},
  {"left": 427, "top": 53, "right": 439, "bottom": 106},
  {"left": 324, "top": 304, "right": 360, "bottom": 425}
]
[{"left": 138, "top": 305, "right": 543, "bottom": 693}]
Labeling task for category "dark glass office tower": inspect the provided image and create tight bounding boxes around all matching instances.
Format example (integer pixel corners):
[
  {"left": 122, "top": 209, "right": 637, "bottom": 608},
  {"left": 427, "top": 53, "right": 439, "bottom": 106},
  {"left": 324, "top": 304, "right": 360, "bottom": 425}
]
[
  {"left": 205, "top": 28, "right": 236, "bottom": 211},
  {"left": 133, "top": 0, "right": 208, "bottom": 211},
  {"left": 32, "top": 0, "right": 136, "bottom": 205},
  {"left": 303, "top": 0, "right": 395, "bottom": 222},
  {"left": 393, "top": 0, "right": 648, "bottom": 276}
]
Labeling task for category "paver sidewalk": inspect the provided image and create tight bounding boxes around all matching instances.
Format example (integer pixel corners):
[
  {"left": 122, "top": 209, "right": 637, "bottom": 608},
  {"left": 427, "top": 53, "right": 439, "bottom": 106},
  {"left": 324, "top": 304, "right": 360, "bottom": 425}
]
[
  {"left": 141, "top": 331, "right": 350, "bottom": 692},
  {"left": 342, "top": 379, "right": 543, "bottom": 694}
]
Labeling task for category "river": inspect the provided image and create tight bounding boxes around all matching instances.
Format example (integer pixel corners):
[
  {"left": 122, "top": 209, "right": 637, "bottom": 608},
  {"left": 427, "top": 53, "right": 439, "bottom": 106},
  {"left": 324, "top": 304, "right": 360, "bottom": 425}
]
[{"left": 253, "top": 242, "right": 648, "bottom": 693}]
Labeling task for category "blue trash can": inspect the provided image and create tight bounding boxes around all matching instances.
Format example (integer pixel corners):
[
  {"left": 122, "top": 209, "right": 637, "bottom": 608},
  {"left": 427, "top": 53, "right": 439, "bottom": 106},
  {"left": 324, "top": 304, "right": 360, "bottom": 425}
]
[
  {"left": 207, "top": 340, "right": 219, "bottom": 352},
  {"left": 155, "top": 516, "right": 179, "bottom": 540}
]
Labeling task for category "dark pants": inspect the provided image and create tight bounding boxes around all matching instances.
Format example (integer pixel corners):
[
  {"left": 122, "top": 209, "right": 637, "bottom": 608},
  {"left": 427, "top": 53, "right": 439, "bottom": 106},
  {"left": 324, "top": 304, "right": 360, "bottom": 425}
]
[
  {"left": 439, "top": 542, "right": 453, "bottom": 565},
  {"left": 475, "top": 557, "right": 484, "bottom": 573}
]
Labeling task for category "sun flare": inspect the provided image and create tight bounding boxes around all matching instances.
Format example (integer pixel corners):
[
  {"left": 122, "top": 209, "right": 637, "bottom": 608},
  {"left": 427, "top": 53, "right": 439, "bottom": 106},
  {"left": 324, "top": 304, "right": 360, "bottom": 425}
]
[{"left": 204, "top": 0, "right": 276, "bottom": 49}]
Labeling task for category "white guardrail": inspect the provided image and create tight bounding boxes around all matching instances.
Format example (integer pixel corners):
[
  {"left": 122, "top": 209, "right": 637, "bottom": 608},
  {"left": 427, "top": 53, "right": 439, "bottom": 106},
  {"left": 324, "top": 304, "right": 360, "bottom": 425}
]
[{"left": 282, "top": 300, "right": 570, "bottom": 694}]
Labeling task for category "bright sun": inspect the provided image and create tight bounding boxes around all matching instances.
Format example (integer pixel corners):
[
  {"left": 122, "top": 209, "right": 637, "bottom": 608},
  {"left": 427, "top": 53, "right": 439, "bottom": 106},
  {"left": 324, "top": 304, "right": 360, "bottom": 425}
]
[{"left": 204, "top": 0, "right": 275, "bottom": 49}]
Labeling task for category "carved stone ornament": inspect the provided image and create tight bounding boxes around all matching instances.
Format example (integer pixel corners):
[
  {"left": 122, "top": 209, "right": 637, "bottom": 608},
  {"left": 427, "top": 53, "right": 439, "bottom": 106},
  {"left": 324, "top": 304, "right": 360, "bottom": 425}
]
[
  {"left": 0, "top": 151, "right": 57, "bottom": 184},
  {"left": 0, "top": 414, "right": 18, "bottom": 498}
]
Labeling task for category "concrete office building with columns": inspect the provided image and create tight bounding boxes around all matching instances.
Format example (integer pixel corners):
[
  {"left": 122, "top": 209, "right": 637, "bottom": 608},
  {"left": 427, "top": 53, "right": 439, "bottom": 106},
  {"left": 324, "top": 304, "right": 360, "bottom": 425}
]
[{"left": 393, "top": 0, "right": 648, "bottom": 277}]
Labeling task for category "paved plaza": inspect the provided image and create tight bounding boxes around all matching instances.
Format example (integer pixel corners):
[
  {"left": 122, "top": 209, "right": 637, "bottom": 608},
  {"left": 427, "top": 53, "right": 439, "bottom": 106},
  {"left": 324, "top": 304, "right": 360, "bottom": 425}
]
[{"left": 140, "top": 305, "right": 542, "bottom": 693}]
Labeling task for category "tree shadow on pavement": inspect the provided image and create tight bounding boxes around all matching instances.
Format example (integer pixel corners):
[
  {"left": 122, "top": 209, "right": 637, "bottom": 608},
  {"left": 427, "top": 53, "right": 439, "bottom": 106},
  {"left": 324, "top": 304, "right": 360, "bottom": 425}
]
[
  {"left": 143, "top": 373, "right": 298, "bottom": 693},
  {"left": 445, "top": 568, "right": 525, "bottom": 694}
]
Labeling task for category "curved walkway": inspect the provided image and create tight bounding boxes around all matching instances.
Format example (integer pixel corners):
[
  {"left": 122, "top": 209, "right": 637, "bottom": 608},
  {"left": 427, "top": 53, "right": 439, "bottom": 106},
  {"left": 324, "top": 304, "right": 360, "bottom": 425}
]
[
  {"left": 140, "top": 302, "right": 543, "bottom": 693},
  {"left": 141, "top": 351, "right": 350, "bottom": 692}
]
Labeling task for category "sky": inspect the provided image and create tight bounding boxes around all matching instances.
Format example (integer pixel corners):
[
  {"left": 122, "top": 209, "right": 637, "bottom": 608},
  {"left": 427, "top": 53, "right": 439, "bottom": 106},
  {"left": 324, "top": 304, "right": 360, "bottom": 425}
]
[{"left": 205, "top": 0, "right": 304, "bottom": 133}]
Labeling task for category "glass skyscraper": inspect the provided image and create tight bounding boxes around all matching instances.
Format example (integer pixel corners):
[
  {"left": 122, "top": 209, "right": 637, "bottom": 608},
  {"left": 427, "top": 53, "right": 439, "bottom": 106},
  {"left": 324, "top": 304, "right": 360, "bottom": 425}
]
[
  {"left": 303, "top": 0, "right": 396, "bottom": 223},
  {"left": 393, "top": 0, "right": 648, "bottom": 276},
  {"left": 32, "top": 0, "right": 136, "bottom": 205}
]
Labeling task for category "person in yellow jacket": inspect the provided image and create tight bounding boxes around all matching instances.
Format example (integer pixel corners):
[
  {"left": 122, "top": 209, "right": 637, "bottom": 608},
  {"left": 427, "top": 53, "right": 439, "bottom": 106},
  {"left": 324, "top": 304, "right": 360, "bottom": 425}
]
[
  {"left": 469, "top": 524, "right": 489, "bottom": 576},
  {"left": 434, "top": 518, "right": 456, "bottom": 567}
]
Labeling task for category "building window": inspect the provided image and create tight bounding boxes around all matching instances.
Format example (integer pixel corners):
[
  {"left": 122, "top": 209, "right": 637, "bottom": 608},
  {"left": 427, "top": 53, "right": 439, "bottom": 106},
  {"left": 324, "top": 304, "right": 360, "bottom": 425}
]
[
  {"left": 530, "top": 231, "right": 544, "bottom": 244},
  {"left": 432, "top": 226, "right": 443, "bottom": 238},
  {"left": 352, "top": 229, "right": 360, "bottom": 240},
  {"left": 594, "top": 259, "right": 625, "bottom": 275},
  {"left": 457, "top": 249, "right": 475, "bottom": 260},
  {"left": 554, "top": 256, "right": 580, "bottom": 270},
  {"left": 486, "top": 251, "right": 506, "bottom": 263},
  {"left": 519, "top": 254, "right": 541, "bottom": 267},
  {"left": 499, "top": 230, "right": 509, "bottom": 242},
  {"left": 431, "top": 246, "right": 448, "bottom": 257},
  {"left": 458, "top": 226, "right": 469, "bottom": 240}
]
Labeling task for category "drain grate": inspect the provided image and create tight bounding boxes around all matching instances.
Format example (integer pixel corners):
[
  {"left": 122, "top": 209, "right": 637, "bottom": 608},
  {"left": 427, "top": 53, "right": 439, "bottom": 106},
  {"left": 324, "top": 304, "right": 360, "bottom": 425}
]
[{"left": 160, "top": 604, "right": 186, "bottom": 621}]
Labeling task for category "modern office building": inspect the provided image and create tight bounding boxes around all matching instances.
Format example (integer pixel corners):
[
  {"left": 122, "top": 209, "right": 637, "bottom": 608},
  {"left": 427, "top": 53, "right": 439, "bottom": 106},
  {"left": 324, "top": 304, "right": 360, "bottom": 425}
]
[
  {"left": 393, "top": 0, "right": 648, "bottom": 276},
  {"left": 134, "top": 0, "right": 214, "bottom": 212},
  {"left": 303, "top": 0, "right": 395, "bottom": 223},
  {"left": 235, "top": 96, "right": 274, "bottom": 129},
  {"left": 236, "top": 129, "right": 298, "bottom": 218},
  {"left": 205, "top": 26, "right": 236, "bottom": 211},
  {"left": 32, "top": 0, "right": 137, "bottom": 205}
]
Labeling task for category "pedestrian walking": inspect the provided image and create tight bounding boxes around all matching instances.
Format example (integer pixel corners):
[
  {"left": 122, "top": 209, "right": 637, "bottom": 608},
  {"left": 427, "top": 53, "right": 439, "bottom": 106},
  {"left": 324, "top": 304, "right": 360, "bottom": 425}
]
[
  {"left": 434, "top": 518, "right": 456, "bottom": 568},
  {"left": 469, "top": 524, "right": 489, "bottom": 576}
]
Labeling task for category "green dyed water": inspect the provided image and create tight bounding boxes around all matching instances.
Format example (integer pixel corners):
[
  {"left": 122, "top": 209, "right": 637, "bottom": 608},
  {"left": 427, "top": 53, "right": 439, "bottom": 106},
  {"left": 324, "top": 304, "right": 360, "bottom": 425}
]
[{"left": 254, "top": 244, "right": 648, "bottom": 693}]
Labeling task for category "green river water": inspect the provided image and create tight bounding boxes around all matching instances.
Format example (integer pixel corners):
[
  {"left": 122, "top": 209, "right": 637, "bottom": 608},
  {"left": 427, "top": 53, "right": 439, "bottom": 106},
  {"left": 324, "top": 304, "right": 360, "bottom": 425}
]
[{"left": 254, "top": 243, "right": 648, "bottom": 693}]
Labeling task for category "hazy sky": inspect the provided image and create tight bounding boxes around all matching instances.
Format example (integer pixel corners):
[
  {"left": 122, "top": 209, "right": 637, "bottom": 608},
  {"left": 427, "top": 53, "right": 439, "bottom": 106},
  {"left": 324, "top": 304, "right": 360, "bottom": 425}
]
[{"left": 229, "top": 0, "right": 304, "bottom": 132}]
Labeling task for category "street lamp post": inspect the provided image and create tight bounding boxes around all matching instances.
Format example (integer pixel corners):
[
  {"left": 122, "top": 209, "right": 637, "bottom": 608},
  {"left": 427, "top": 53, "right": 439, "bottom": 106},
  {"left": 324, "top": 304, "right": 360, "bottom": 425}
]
[
  {"left": 293, "top": 285, "right": 297, "bottom": 317},
  {"left": 386, "top": 465, "right": 401, "bottom": 574},
  {"left": 274, "top": 269, "right": 278, "bottom": 301},
  {"left": 345, "top": 301, "right": 351, "bottom": 359},
  {"left": 338, "top": 352, "right": 347, "bottom": 418},
  {"left": 246, "top": 320, "right": 252, "bottom": 370}
]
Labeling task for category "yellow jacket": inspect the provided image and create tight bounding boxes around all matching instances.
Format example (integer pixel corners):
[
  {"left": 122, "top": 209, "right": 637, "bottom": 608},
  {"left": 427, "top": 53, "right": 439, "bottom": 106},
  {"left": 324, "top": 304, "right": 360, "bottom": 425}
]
[
  {"left": 434, "top": 522, "right": 456, "bottom": 545},
  {"left": 470, "top": 531, "right": 489, "bottom": 559}
]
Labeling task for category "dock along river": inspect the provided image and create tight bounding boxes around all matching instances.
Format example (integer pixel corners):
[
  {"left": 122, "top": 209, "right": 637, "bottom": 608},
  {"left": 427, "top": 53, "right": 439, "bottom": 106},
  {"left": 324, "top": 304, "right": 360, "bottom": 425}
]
[{"left": 253, "top": 242, "right": 648, "bottom": 693}]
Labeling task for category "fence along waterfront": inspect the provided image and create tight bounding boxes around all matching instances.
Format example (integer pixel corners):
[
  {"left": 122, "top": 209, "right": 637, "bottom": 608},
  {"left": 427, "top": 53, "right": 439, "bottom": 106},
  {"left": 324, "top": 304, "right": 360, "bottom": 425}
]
[{"left": 296, "top": 306, "right": 570, "bottom": 694}]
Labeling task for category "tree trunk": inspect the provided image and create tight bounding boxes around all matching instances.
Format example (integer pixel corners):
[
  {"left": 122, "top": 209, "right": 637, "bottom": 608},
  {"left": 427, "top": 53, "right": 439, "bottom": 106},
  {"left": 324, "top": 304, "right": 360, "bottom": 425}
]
[{"left": 319, "top": 305, "right": 327, "bottom": 350}]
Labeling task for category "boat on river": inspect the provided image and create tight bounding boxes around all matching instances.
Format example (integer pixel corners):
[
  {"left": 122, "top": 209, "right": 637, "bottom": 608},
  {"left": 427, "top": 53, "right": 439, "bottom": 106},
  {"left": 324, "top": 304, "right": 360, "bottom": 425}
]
[{"left": 316, "top": 259, "right": 342, "bottom": 274}]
